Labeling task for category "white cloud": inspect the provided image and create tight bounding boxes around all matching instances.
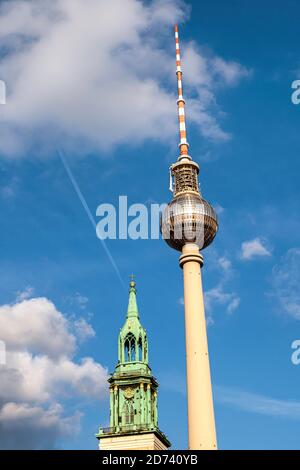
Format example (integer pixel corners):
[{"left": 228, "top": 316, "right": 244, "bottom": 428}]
[
  {"left": 181, "top": 41, "right": 251, "bottom": 142},
  {"left": 183, "top": 41, "right": 251, "bottom": 89},
  {"left": 216, "top": 386, "right": 300, "bottom": 420},
  {"left": 65, "top": 292, "right": 90, "bottom": 311},
  {"left": 150, "top": 0, "right": 190, "bottom": 24},
  {"left": 200, "top": 249, "right": 240, "bottom": 324},
  {"left": 1, "top": 351, "right": 106, "bottom": 404},
  {"left": 1, "top": 176, "right": 19, "bottom": 199},
  {"left": 227, "top": 296, "right": 240, "bottom": 314},
  {"left": 0, "top": 0, "right": 250, "bottom": 159},
  {"left": 218, "top": 256, "right": 232, "bottom": 272},
  {"left": 205, "top": 285, "right": 240, "bottom": 320},
  {"left": 74, "top": 318, "right": 96, "bottom": 342},
  {"left": 240, "top": 237, "right": 271, "bottom": 260},
  {"left": 15, "top": 286, "right": 34, "bottom": 302},
  {"left": 270, "top": 248, "right": 300, "bottom": 320},
  {"left": 180, "top": 282, "right": 240, "bottom": 324},
  {"left": 74, "top": 293, "right": 89, "bottom": 309},
  {"left": 211, "top": 56, "right": 251, "bottom": 87},
  {"left": 0, "top": 297, "right": 76, "bottom": 358},
  {"left": 0, "top": 294, "right": 107, "bottom": 449},
  {"left": 0, "top": 402, "right": 81, "bottom": 450},
  {"left": 214, "top": 203, "right": 225, "bottom": 215}
]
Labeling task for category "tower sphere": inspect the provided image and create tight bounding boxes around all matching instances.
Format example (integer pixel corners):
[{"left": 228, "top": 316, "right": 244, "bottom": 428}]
[{"left": 161, "top": 193, "right": 218, "bottom": 252}]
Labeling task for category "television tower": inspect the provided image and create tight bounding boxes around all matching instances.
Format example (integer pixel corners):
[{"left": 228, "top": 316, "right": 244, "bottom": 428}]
[{"left": 161, "top": 25, "right": 218, "bottom": 450}]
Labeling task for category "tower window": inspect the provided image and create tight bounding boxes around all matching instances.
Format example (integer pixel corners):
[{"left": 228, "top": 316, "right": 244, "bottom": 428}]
[
  {"left": 138, "top": 336, "right": 142, "bottom": 362},
  {"left": 124, "top": 333, "right": 136, "bottom": 362},
  {"left": 123, "top": 401, "right": 134, "bottom": 425}
]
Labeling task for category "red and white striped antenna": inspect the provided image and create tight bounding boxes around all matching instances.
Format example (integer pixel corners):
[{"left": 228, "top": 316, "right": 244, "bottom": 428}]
[{"left": 174, "top": 25, "right": 190, "bottom": 160}]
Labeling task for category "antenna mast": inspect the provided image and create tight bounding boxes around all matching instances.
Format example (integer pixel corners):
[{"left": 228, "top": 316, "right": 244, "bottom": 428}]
[{"left": 175, "top": 25, "right": 189, "bottom": 160}]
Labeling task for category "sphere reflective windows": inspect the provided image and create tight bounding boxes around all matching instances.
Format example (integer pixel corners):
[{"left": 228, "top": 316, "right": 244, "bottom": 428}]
[{"left": 161, "top": 193, "right": 218, "bottom": 251}]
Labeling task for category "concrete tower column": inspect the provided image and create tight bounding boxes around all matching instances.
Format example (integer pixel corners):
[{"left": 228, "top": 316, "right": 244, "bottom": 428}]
[{"left": 179, "top": 243, "right": 217, "bottom": 450}]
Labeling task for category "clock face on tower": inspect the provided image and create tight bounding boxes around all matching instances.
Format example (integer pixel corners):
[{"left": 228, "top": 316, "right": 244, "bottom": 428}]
[{"left": 124, "top": 387, "right": 135, "bottom": 399}]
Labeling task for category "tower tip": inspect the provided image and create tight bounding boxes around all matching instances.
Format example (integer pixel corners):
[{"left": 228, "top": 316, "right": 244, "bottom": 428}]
[
  {"left": 129, "top": 273, "right": 136, "bottom": 289},
  {"left": 174, "top": 23, "right": 189, "bottom": 157}
]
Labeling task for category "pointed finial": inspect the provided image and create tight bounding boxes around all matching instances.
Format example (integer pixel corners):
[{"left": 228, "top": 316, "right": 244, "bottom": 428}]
[
  {"left": 127, "top": 274, "right": 139, "bottom": 318},
  {"left": 130, "top": 273, "right": 135, "bottom": 288}
]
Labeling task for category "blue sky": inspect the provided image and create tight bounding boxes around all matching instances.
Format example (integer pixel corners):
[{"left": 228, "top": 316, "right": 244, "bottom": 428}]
[{"left": 0, "top": 0, "right": 300, "bottom": 450}]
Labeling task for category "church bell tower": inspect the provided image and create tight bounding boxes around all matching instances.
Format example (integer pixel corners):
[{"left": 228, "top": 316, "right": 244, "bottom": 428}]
[{"left": 97, "top": 278, "right": 170, "bottom": 450}]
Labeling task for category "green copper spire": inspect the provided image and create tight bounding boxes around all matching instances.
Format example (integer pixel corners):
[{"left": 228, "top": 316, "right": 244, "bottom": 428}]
[
  {"left": 126, "top": 277, "right": 139, "bottom": 319},
  {"left": 117, "top": 277, "right": 149, "bottom": 371},
  {"left": 96, "top": 277, "right": 170, "bottom": 449}
]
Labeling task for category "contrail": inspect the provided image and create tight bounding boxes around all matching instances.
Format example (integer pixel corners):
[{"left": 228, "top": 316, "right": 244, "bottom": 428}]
[{"left": 57, "top": 149, "right": 125, "bottom": 289}]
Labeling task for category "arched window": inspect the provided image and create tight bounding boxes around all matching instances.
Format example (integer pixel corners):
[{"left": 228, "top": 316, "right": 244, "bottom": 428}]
[
  {"left": 138, "top": 336, "right": 143, "bottom": 362},
  {"left": 124, "top": 333, "right": 136, "bottom": 362},
  {"left": 123, "top": 401, "right": 134, "bottom": 425}
]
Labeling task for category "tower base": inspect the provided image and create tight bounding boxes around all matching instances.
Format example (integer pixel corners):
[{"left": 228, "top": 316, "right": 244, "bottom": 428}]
[{"left": 98, "top": 430, "right": 170, "bottom": 451}]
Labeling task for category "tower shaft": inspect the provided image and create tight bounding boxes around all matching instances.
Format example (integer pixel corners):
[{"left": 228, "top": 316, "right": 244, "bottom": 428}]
[
  {"left": 180, "top": 244, "right": 217, "bottom": 450},
  {"left": 161, "top": 25, "right": 218, "bottom": 450}
]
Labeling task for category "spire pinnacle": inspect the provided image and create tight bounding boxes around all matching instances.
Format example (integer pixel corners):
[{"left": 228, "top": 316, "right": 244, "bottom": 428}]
[
  {"left": 174, "top": 25, "right": 190, "bottom": 161},
  {"left": 126, "top": 275, "right": 139, "bottom": 318}
]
